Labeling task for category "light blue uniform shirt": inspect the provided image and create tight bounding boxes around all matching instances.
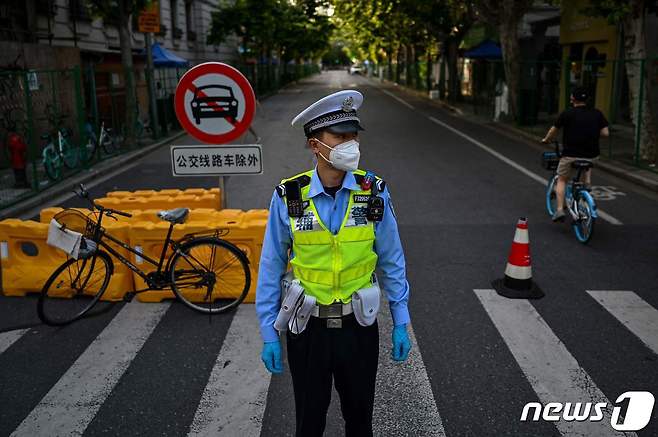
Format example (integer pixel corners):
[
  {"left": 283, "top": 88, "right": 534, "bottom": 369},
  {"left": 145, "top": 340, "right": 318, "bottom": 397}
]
[{"left": 255, "top": 168, "right": 411, "bottom": 342}]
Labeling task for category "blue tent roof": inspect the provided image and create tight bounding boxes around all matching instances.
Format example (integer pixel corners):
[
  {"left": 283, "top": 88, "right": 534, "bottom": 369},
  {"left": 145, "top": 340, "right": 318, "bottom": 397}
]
[
  {"left": 464, "top": 40, "right": 502, "bottom": 59},
  {"left": 149, "top": 42, "right": 189, "bottom": 68}
]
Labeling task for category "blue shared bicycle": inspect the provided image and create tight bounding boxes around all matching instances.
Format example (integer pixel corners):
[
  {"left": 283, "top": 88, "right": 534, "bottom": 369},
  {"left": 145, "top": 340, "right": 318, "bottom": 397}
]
[{"left": 542, "top": 142, "right": 597, "bottom": 244}]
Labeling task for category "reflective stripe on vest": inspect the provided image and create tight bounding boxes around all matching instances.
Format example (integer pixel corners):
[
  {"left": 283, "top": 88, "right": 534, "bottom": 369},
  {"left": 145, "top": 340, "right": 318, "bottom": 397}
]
[{"left": 282, "top": 169, "right": 378, "bottom": 305}]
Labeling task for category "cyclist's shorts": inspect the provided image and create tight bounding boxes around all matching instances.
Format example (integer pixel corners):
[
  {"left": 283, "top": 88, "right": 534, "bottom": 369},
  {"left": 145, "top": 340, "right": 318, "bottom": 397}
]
[{"left": 557, "top": 156, "right": 598, "bottom": 178}]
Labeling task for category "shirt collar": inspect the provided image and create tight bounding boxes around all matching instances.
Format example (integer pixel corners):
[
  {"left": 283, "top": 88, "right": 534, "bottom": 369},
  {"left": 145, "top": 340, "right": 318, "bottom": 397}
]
[{"left": 308, "top": 166, "right": 361, "bottom": 198}]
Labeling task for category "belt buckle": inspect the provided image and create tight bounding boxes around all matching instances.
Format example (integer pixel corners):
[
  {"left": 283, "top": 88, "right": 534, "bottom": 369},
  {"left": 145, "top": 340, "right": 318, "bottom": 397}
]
[
  {"left": 326, "top": 318, "right": 342, "bottom": 328},
  {"left": 319, "top": 303, "right": 342, "bottom": 318}
]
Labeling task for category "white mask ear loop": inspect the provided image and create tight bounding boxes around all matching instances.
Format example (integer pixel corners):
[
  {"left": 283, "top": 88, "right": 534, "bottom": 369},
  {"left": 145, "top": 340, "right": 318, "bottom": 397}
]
[{"left": 313, "top": 138, "right": 335, "bottom": 166}]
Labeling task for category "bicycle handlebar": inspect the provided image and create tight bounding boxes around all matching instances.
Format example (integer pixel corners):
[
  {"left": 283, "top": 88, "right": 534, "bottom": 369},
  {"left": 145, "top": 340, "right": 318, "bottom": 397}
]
[{"left": 73, "top": 183, "right": 132, "bottom": 218}]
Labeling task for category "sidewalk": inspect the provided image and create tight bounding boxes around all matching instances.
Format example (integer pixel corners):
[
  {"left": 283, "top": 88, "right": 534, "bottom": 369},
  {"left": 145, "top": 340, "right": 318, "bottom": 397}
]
[
  {"left": 0, "top": 130, "right": 186, "bottom": 220},
  {"left": 374, "top": 77, "right": 658, "bottom": 193}
]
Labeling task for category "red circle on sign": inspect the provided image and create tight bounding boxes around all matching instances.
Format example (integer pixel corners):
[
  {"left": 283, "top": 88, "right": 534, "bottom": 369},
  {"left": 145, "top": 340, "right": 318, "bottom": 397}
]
[{"left": 174, "top": 62, "right": 256, "bottom": 144}]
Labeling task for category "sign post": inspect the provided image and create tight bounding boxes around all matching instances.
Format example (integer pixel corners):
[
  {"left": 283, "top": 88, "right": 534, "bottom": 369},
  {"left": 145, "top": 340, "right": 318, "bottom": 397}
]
[{"left": 173, "top": 62, "right": 258, "bottom": 209}]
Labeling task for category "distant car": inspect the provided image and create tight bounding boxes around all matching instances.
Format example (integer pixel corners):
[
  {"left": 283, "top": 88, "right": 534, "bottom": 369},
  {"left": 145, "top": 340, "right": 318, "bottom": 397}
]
[
  {"left": 190, "top": 85, "right": 238, "bottom": 125},
  {"left": 349, "top": 64, "right": 363, "bottom": 75}
]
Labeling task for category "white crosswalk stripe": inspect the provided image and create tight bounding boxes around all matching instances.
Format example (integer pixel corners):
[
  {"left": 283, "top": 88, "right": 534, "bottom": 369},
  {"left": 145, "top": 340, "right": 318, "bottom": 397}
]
[
  {"left": 474, "top": 289, "right": 635, "bottom": 437},
  {"left": 587, "top": 290, "right": 658, "bottom": 355},
  {"left": 10, "top": 301, "right": 169, "bottom": 437},
  {"left": 374, "top": 307, "right": 446, "bottom": 436},
  {"left": 0, "top": 329, "right": 28, "bottom": 355},
  {"left": 7, "top": 288, "right": 657, "bottom": 437},
  {"left": 188, "top": 305, "right": 270, "bottom": 436}
]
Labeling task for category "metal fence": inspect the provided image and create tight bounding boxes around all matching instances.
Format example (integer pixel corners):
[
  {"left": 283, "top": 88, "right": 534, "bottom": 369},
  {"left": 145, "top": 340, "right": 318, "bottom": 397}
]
[
  {"left": 0, "top": 61, "right": 320, "bottom": 210},
  {"left": 376, "top": 57, "right": 658, "bottom": 171}
]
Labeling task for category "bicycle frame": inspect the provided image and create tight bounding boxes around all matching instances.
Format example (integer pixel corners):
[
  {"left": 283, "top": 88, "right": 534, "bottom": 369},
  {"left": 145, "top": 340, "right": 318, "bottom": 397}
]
[{"left": 90, "top": 209, "right": 180, "bottom": 290}]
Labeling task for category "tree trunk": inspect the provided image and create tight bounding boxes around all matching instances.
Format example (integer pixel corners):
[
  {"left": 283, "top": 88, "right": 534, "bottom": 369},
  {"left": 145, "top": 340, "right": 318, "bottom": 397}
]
[
  {"left": 498, "top": 11, "right": 521, "bottom": 119},
  {"left": 447, "top": 37, "right": 459, "bottom": 104},
  {"left": 623, "top": 0, "right": 657, "bottom": 162},
  {"left": 386, "top": 46, "right": 392, "bottom": 81},
  {"left": 118, "top": 0, "right": 136, "bottom": 146},
  {"left": 425, "top": 47, "right": 432, "bottom": 92}
]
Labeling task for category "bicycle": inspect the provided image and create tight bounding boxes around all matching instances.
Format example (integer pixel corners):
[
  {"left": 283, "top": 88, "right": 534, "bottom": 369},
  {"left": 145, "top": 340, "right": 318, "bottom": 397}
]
[
  {"left": 82, "top": 118, "right": 118, "bottom": 163},
  {"left": 38, "top": 184, "right": 251, "bottom": 326},
  {"left": 41, "top": 108, "right": 79, "bottom": 180},
  {"left": 542, "top": 141, "right": 598, "bottom": 244}
]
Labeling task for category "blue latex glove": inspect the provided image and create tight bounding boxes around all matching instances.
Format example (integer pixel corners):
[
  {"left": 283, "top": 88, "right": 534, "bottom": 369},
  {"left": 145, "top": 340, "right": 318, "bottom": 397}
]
[
  {"left": 261, "top": 340, "right": 283, "bottom": 374},
  {"left": 392, "top": 324, "right": 411, "bottom": 362}
]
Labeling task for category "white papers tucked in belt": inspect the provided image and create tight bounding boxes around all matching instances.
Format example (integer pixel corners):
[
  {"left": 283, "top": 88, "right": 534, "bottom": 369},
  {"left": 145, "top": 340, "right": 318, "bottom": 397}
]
[{"left": 47, "top": 219, "right": 82, "bottom": 259}]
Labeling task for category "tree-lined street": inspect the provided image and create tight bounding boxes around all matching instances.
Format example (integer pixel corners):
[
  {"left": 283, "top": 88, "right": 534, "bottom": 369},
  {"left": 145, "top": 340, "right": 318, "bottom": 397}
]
[{"left": 1, "top": 70, "right": 657, "bottom": 436}]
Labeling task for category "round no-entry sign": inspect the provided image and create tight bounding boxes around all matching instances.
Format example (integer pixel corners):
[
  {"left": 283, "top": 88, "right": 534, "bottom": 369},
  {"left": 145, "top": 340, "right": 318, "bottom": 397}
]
[{"left": 174, "top": 62, "right": 256, "bottom": 144}]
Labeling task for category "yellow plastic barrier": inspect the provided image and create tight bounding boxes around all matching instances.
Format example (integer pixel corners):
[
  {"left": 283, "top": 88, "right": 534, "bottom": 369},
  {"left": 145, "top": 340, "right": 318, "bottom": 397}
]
[
  {"left": 0, "top": 219, "right": 133, "bottom": 301},
  {"left": 96, "top": 192, "right": 220, "bottom": 211},
  {"left": 107, "top": 187, "right": 220, "bottom": 198},
  {"left": 128, "top": 215, "right": 262, "bottom": 304}
]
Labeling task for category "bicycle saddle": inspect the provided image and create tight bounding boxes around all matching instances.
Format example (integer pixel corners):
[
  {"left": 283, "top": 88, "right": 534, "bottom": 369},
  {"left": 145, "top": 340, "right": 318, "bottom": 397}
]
[
  {"left": 571, "top": 160, "right": 593, "bottom": 169},
  {"left": 157, "top": 207, "right": 189, "bottom": 224}
]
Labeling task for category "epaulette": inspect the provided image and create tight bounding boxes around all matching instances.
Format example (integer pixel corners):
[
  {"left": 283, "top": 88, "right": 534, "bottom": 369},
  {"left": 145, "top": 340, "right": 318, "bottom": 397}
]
[{"left": 275, "top": 174, "right": 311, "bottom": 198}]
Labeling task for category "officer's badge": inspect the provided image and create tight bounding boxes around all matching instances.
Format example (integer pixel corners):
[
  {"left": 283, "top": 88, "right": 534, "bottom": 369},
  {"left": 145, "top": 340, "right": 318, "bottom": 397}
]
[{"left": 341, "top": 96, "right": 354, "bottom": 112}]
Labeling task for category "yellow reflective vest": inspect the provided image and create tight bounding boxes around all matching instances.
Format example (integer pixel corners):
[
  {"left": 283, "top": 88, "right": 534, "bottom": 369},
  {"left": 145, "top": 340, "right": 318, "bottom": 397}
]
[{"left": 280, "top": 169, "right": 379, "bottom": 305}]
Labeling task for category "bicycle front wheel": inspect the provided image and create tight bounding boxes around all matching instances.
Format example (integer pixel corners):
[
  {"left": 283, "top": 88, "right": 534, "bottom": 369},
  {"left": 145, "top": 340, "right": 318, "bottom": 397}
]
[
  {"left": 43, "top": 147, "right": 61, "bottom": 181},
  {"left": 572, "top": 194, "right": 596, "bottom": 244},
  {"left": 37, "top": 251, "right": 113, "bottom": 326},
  {"left": 546, "top": 175, "right": 558, "bottom": 216},
  {"left": 61, "top": 140, "right": 79, "bottom": 169},
  {"left": 170, "top": 237, "right": 250, "bottom": 314}
]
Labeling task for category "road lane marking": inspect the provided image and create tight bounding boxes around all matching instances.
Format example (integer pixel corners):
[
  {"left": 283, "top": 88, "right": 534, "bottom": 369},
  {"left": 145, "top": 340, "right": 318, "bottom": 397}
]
[
  {"left": 10, "top": 301, "right": 169, "bottom": 437},
  {"left": 374, "top": 297, "right": 446, "bottom": 436},
  {"left": 380, "top": 88, "right": 415, "bottom": 110},
  {"left": 376, "top": 86, "right": 623, "bottom": 226},
  {"left": 188, "top": 305, "right": 269, "bottom": 436},
  {"left": 474, "top": 289, "right": 634, "bottom": 437},
  {"left": 0, "top": 329, "right": 28, "bottom": 355},
  {"left": 587, "top": 290, "right": 658, "bottom": 355}
]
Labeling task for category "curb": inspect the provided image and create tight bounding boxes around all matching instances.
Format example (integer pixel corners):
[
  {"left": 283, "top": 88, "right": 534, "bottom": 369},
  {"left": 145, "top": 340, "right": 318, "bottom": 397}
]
[
  {"left": 370, "top": 76, "right": 658, "bottom": 193},
  {"left": 0, "top": 130, "right": 186, "bottom": 220}
]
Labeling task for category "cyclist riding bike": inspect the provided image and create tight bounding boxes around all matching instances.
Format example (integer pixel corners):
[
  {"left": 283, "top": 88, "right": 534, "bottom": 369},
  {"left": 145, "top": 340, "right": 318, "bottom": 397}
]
[{"left": 541, "top": 86, "right": 609, "bottom": 222}]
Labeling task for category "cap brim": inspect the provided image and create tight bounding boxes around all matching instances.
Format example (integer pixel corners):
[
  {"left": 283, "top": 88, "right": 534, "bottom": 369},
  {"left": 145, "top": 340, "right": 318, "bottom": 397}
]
[{"left": 324, "top": 120, "right": 365, "bottom": 134}]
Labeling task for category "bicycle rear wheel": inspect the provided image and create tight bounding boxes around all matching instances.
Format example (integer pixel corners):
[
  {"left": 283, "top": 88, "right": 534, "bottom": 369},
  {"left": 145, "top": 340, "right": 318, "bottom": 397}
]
[
  {"left": 572, "top": 194, "right": 595, "bottom": 244},
  {"left": 101, "top": 131, "right": 118, "bottom": 155},
  {"left": 169, "top": 237, "right": 250, "bottom": 314},
  {"left": 546, "top": 175, "right": 558, "bottom": 216},
  {"left": 37, "top": 251, "right": 113, "bottom": 326}
]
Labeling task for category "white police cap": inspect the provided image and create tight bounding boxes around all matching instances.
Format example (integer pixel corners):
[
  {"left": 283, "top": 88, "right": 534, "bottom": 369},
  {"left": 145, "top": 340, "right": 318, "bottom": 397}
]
[{"left": 291, "top": 89, "right": 364, "bottom": 136}]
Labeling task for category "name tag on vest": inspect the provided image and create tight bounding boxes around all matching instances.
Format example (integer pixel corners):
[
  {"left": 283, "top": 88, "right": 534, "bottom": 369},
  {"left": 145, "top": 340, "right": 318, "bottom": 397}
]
[{"left": 353, "top": 195, "right": 370, "bottom": 203}]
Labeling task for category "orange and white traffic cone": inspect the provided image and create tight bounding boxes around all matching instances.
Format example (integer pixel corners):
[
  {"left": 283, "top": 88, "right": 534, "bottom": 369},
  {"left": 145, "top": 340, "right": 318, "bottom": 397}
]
[{"left": 492, "top": 217, "right": 544, "bottom": 299}]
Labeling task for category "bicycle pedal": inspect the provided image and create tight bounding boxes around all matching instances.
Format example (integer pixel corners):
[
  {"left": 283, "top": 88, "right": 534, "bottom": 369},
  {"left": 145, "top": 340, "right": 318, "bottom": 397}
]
[{"left": 123, "top": 292, "right": 136, "bottom": 302}]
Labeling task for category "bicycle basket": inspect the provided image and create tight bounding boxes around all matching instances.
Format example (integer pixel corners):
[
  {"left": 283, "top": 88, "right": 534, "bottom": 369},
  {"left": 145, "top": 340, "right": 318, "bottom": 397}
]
[
  {"left": 52, "top": 209, "right": 101, "bottom": 238},
  {"left": 541, "top": 151, "right": 559, "bottom": 171}
]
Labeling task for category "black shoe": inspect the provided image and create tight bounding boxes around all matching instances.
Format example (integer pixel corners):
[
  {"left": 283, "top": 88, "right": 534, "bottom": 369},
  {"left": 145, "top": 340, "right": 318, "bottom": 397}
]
[{"left": 552, "top": 209, "right": 566, "bottom": 222}]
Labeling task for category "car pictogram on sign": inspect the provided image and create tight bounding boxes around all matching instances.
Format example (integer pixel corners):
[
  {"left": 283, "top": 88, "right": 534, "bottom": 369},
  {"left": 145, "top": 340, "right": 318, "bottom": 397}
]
[{"left": 191, "top": 84, "right": 238, "bottom": 125}]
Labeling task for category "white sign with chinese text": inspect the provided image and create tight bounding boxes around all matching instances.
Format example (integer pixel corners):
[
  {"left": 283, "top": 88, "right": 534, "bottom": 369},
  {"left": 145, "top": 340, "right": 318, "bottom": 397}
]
[{"left": 171, "top": 144, "right": 263, "bottom": 176}]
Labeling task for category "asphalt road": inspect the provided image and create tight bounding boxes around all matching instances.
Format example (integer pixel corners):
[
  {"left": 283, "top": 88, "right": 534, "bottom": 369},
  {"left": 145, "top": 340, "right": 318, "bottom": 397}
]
[{"left": 1, "top": 70, "right": 657, "bottom": 437}]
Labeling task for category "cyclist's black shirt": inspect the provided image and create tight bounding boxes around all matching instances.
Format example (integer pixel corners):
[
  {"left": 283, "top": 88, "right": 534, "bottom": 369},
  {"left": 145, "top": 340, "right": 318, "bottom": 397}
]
[{"left": 554, "top": 106, "right": 608, "bottom": 158}]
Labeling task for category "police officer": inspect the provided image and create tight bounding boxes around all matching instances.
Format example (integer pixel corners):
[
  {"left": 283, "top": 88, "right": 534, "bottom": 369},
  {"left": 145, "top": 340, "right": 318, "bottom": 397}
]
[{"left": 255, "top": 89, "right": 412, "bottom": 436}]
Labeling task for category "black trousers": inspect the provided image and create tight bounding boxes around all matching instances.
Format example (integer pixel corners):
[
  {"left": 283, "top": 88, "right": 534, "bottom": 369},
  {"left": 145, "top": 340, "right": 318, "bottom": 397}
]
[{"left": 286, "top": 314, "right": 379, "bottom": 437}]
